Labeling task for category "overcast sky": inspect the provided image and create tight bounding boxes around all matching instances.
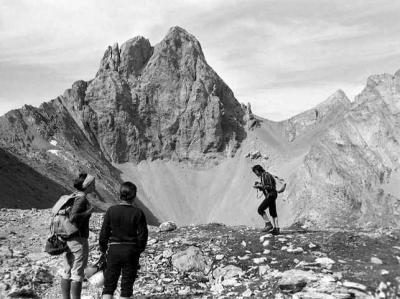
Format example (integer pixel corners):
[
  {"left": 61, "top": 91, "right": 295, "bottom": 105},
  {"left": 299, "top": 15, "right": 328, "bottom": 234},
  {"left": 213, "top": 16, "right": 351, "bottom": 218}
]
[{"left": 1, "top": 0, "right": 400, "bottom": 120}]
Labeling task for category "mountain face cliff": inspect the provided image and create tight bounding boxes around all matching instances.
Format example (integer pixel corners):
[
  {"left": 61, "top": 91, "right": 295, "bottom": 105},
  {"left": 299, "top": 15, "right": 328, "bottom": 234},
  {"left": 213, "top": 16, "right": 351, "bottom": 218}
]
[
  {"left": 62, "top": 27, "right": 245, "bottom": 164},
  {"left": 0, "top": 26, "right": 399, "bottom": 229},
  {"left": 279, "top": 73, "right": 400, "bottom": 228},
  {"left": 0, "top": 27, "right": 246, "bottom": 218}
]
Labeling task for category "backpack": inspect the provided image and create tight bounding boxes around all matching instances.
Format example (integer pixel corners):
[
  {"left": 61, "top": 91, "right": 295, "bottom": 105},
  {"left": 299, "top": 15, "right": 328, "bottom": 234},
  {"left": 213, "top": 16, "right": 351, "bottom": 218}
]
[
  {"left": 274, "top": 175, "right": 287, "bottom": 193},
  {"left": 50, "top": 193, "right": 81, "bottom": 238}
]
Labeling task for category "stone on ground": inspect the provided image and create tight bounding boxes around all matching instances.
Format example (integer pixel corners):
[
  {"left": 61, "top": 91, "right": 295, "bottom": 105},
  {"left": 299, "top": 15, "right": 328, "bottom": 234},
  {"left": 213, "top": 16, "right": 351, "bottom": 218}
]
[
  {"left": 171, "top": 246, "right": 207, "bottom": 273},
  {"left": 278, "top": 270, "right": 318, "bottom": 293},
  {"left": 159, "top": 221, "right": 177, "bottom": 232}
]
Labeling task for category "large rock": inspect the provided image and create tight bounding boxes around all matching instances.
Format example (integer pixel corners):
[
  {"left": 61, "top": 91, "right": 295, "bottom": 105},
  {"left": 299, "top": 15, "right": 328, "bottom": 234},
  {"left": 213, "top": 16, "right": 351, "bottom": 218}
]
[
  {"left": 278, "top": 270, "right": 318, "bottom": 293},
  {"left": 171, "top": 246, "right": 207, "bottom": 273},
  {"left": 159, "top": 221, "right": 177, "bottom": 232},
  {"left": 212, "top": 264, "right": 244, "bottom": 281}
]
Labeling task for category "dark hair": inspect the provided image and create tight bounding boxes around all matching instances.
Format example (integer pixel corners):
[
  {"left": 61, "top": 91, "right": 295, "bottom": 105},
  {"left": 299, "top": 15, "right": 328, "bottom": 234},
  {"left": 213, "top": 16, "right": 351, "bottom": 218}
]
[
  {"left": 252, "top": 165, "right": 265, "bottom": 173},
  {"left": 74, "top": 173, "right": 88, "bottom": 191},
  {"left": 120, "top": 181, "right": 137, "bottom": 202}
]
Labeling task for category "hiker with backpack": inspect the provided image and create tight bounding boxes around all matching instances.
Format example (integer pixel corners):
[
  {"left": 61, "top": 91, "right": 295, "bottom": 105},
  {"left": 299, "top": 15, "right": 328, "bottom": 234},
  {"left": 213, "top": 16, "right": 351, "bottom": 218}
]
[
  {"left": 59, "top": 173, "right": 95, "bottom": 299},
  {"left": 252, "top": 165, "right": 286, "bottom": 235},
  {"left": 99, "top": 181, "right": 148, "bottom": 299}
]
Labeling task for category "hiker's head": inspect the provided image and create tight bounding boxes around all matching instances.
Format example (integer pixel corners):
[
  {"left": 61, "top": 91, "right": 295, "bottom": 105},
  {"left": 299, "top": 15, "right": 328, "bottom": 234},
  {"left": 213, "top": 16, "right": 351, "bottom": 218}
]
[
  {"left": 120, "top": 181, "right": 137, "bottom": 203},
  {"left": 252, "top": 165, "right": 265, "bottom": 177},
  {"left": 74, "top": 173, "right": 96, "bottom": 193}
]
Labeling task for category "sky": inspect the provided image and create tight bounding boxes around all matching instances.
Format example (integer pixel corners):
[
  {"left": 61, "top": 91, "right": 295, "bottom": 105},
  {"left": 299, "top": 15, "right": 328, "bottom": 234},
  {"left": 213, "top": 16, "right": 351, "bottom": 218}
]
[{"left": 1, "top": 0, "right": 400, "bottom": 121}]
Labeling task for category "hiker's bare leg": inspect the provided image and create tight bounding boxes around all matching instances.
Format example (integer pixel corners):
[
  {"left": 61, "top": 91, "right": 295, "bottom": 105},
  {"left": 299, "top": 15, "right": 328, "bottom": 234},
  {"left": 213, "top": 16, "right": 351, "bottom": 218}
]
[
  {"left": 262, "top": 213, "right": 270, "bottom": 223},
  {"left": 272, "top": 217, "right": 279, "bottom": 228}
]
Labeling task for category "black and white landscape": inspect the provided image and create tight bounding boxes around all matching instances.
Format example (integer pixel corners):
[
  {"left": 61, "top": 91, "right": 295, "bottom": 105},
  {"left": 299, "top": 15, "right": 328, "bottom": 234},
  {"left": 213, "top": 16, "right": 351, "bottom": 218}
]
[{"left": 0, "top": 1, "right": 400, "bottom": 298}]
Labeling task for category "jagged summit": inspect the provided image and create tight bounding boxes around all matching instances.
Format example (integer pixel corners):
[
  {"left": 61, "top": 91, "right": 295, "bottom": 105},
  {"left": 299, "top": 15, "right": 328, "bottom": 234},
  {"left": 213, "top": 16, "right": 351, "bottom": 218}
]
[
  {"left": 281, "top": 89, "right": 351, "bottom": 142},
  {"left": 316, "top": 89, "right": 350, "bottom": 109},
  {"left": 355, "top": 71, "right": 400, "bottom": 113},
  {"left": 97, "top": 26, "right": 205, "bottom": 79},
  {"left": 97, "top": 36, "right": 153, "bottom": 77}
]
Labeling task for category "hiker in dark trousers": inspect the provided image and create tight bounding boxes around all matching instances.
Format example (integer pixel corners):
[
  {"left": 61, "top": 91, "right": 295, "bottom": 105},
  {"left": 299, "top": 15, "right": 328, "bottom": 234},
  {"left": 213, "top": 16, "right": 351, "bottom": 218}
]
[
  {"left": 61, "top": 173, "right": 95, "bottom": 299},
  {"left": 252, "top": 165, "right": 286, "bottom": 235},
  {"left": 99, "top": 182, "right": 148, "bottom": 299}
]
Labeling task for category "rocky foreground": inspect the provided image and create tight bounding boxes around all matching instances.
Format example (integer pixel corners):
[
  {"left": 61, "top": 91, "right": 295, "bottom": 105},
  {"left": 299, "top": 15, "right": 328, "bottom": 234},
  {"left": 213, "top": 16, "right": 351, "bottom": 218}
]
[{"left": 0, "top": 208, "right": 399, "bottom": 298}]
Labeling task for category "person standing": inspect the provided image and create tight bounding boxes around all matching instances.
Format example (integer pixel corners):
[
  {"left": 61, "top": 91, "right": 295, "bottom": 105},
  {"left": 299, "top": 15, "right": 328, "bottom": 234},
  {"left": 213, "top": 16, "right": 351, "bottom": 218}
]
[
  {"left": 61, "top": 173, "right": 95, "bottom": 299},
  {"left": 99, "top": 182, "right": 148, "bottom": 299},
  {"left": 252, "top": 165, "right": 286, "bottom": 235}
]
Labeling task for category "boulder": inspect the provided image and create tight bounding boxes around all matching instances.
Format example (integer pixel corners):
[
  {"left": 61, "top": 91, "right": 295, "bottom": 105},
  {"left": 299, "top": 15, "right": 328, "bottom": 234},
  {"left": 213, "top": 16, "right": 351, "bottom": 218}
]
[
  {"left": 171, "top": 246, "right": 207, "bottom": 273},
  {"left": 370, "top": 257, "right": 383, "bottom": 264},
  {"left": 213, "top": 265, "right": 244, "bottom": 281},
  {"left": 278, "top": 270, "right": 318, "bottom": 293},
  {"left": 159, "top": 221, "right": 177, "bottom": 232}
]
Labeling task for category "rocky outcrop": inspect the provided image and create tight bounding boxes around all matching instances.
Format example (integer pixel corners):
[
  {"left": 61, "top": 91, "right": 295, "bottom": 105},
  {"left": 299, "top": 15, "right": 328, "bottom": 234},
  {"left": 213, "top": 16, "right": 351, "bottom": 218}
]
[
  {"left": 282, "top": 89, "right": 351, "bottom": 142},
  {"left": 62, "top": 26, "right": 246, "bottom": 164},
  {"left": 0, "top": 26, "right": 246, "bottom": 217},
  {"left": 285, "top": 74, "right": 400, "bottom": 228}
]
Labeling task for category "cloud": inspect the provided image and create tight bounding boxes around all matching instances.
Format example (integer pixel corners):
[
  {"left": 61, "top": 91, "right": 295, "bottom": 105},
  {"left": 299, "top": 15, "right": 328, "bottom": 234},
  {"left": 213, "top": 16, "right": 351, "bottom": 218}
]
[{"left": 1, "top": 0, "right": 400, "bottom": 119}]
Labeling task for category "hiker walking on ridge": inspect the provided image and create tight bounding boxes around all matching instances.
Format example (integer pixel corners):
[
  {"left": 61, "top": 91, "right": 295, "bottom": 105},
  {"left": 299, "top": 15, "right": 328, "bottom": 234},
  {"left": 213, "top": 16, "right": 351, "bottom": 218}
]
[
  {"left": 99, "top": 181, "right": 148, "bottom": 299},
  {"left": 252, "top": 165, "right": 286, "bottom": 235},
  {"left": 60, "top": 173, "right": 95, "bottom": 299}
]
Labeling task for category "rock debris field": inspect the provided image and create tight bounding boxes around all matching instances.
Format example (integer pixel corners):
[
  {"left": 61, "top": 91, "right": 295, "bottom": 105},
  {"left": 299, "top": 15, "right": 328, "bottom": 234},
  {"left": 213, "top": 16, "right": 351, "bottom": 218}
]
[{"left": 0, "top": 208, "right": 400, "bottom": 298}]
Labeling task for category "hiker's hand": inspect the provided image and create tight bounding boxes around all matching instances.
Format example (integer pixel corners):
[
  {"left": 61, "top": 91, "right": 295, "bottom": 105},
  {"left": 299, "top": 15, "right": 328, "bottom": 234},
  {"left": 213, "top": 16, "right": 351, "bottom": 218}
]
[{"left": 253, "top": 183, "right": 262, "bottom": 190}]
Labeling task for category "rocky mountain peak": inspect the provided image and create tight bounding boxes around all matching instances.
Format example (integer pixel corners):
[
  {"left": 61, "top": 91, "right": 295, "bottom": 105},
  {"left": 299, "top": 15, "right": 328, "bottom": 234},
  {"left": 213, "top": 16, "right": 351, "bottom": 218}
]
[
  {"left": 355, "top": 71, "right": 400, "bottom": 113},
  {"left": 282, "top": 89, "right": 351, "bottom": 142},
  {"left": 98, "top": 36, "right": 153, "bottom": 78},
  {"left": 63, "top": 27, "right": 246, "bottom": 164},
  {"left": 316, "top": 89, "right": 351, "bottom": 111},
  {"left": 163, "top": 26, "right": 203, "bottom": 52}
]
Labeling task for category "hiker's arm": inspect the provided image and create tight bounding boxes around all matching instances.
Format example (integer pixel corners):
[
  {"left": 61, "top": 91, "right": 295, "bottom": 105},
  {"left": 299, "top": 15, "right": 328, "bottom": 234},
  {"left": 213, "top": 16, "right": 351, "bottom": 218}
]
[
  {"left": 99, "top": 209, "right": 111, "bottom": 254},
  {"left": 69, "top": 195, "right": 93, "bottom": 224},
  {"left": 136, "top": 210, "right": 148, "bottom": 253}
]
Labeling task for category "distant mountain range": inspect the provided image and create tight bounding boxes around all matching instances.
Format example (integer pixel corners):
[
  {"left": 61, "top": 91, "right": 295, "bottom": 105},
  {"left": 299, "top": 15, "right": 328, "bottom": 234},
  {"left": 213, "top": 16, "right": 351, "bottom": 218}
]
[{"left": 1, "top": 27, "right": 399, "bottom": 228}]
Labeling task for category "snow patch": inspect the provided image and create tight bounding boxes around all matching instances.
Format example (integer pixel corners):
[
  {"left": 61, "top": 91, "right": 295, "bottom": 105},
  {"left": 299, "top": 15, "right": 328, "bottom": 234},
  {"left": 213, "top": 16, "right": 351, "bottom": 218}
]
[
  {"left": 47, "top": 149, "right": 60, "bottom": 156},
  {"left": 49, "top": 140, "right": 58, "bottom": 147}
]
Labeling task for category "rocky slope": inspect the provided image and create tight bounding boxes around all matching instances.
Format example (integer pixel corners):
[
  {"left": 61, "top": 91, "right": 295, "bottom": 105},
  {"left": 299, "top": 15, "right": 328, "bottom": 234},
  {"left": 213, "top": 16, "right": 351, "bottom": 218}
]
[
  {"left": 0, "top": 209, "right": 399, "bottom": 298},
  {"left": 115, "top": 73, "right": 400, "bottom": 229}
]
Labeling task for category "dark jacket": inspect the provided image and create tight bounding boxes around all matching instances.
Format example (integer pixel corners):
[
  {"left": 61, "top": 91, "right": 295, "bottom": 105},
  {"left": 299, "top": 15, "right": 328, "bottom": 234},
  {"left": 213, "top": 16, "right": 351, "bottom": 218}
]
[
  {"left": 99, "top": 204, "right": 148, "bottom": 254},
  {"left": 69, "top": 192, "right": 92, "bottom": 238},
  {"left": 260, "top": 171, "right": 276, "bottom": 193}
]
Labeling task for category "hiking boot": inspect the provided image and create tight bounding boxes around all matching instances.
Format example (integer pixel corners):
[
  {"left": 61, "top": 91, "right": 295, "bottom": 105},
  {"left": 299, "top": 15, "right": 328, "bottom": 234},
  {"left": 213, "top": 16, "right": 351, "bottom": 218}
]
[
  {"left": 262, "top": 222, "right": 273, "bottom": 232},
  {"left": 270, "top": 227, "right": 280, "bottom": 235},
  {"left": 71, "top": 281, "right": 82, "bottom": 299},
  {"left": 61, "top": 278, "right": 71, "bottom": 299}
]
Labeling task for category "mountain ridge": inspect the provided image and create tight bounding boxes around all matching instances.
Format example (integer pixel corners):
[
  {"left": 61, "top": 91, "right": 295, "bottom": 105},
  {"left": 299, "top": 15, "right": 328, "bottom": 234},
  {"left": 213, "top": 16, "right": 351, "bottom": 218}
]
[{"left": 0, "top": 26, "right": 399, "bottom": 229}]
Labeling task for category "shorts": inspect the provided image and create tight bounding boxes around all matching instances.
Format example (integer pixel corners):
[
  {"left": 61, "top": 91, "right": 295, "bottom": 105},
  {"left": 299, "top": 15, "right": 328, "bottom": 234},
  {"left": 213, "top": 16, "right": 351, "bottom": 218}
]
[
  {"left": 257, "top": 190, "right": 278, "bottom": 218},
  {"left": 60, "top": 236, "right": 89, "bottom": 282}
]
